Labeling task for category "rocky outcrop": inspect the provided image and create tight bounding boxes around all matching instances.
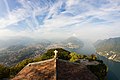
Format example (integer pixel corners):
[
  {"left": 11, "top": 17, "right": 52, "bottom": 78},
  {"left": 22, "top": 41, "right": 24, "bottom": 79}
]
[
  {"left": 12, "top": 58, "right": 98, "bottom": 80},
  {"left": 57, "top": 59, "right": 98, "bottom": 80},
  {"left": 12, "top": 58, "right": 56, "bottom": 80}
]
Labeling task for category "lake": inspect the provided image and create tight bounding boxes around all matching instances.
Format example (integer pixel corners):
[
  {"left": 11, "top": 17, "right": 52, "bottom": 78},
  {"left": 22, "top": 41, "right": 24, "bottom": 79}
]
[{"left": 97, "top": 55, "right": 120, "bottom": 80}]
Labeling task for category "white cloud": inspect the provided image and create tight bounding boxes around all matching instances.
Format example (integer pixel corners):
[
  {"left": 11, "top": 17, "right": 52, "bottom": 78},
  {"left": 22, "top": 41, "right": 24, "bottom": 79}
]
[
  {"left": 0, "top": 0, "right": 120, "bottom": 41},
  {"left": 66, "top": 0, "right": 79, "bottom": 7},
  {"left": 0, "top": 8, "right": 29, "bottom": 29}
]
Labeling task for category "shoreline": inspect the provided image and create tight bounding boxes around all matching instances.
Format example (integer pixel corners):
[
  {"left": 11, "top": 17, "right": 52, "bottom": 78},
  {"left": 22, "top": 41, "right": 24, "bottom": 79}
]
[{"left": 97, "top": 54, "right": 120, "bottom": 63}]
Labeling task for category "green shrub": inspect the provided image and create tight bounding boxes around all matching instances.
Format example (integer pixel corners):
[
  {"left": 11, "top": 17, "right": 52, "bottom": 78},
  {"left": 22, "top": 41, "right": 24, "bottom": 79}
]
[
  {"left": 0, "top": 64, "right": 10, "bottom": 79},
  {"left": 69, "top": 52, "right": 81, "bottom": 62},
  {"left": 10, "top": 58, "right": 34, "bottom": 76}
]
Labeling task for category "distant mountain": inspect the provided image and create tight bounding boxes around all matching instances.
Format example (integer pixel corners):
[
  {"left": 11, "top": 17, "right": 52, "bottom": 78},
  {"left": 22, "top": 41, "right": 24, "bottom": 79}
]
[
  {"left": 62, "top": 37, "right": 84, "bottom": 45},
  {"left": 94, "top": 37, "right": 120, "bottom": 62},
  {"left": 0, "top": 37, "right": 33, "bottom": 48},
  {"left": 0, "top": 37, "right": 53, "bottom": 66},
  {"left": 47, "top": 37, "right": 84, "bottom": 53},
  {"left": 62, "top": 37, "right": 84, "bottom": 53},
  {"left": 94, "top": 37, "right": 120, "bottom": 52},
  {"left": 47, "top": 37, "right": 95, "bottom": 54},
  {"left": 0, "top": 36, "right": 97, "bottom": 66}
]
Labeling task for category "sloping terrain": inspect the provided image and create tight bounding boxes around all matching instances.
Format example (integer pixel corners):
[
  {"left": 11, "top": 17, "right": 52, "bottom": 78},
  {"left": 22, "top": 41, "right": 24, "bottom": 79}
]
[
  {"left": 57, "top": 59, "right": 98, "bottom": 80},
  {"left": 0, "top": 45, "right": 46, "bottom": 66},
  {"left": 12, "top": 59, "right": 56, "bottom": 80},
  {"left": 12, "top": 58, "right": 98, "bottom": 80}
]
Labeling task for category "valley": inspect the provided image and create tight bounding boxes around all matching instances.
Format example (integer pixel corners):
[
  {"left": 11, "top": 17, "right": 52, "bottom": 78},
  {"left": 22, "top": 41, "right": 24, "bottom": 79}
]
[
  {"left": 0, "top": 37, "right": 120, "bottom": 80},
  {"left": 0, "top": 37, "right": 84, "bottom": 66}
]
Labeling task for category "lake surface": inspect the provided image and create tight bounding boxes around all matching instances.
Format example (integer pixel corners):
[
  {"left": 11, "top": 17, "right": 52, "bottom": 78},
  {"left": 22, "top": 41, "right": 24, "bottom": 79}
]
[
  {"left": 97, "top": 55, "right": 120, "bottom": 80},
  {"left": 78, "top": 41, "right": 120, "bottom": 80}
]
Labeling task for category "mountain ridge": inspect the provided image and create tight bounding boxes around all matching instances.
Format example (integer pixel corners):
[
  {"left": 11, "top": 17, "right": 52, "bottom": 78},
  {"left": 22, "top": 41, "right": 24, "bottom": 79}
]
[{"left": 94, "top": 37, "right": 120, "bottom": 62}]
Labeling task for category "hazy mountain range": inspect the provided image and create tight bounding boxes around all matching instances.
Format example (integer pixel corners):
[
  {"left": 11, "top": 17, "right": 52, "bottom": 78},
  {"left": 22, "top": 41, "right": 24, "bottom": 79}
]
[
  {"left": 0, "top": 36, "right": 90, "bottom": 66},
  {"left": 0, "top": 36, "right": 120, "bottom": 66}
]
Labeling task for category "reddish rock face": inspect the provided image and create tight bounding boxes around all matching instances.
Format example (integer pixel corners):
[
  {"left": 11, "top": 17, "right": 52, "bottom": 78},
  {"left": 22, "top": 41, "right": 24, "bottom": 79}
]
[
  {"left": 12, "top": 59, "right": 56, "bottom": 80},
  {"left": 12, "top": 59, "right": 98, "bottom": 80}
]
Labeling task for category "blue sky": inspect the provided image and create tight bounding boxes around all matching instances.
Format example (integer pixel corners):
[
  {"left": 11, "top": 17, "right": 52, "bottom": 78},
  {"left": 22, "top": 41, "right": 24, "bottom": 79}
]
[{"left": 0, "top": 0, "right": 120, "bottom": 41}]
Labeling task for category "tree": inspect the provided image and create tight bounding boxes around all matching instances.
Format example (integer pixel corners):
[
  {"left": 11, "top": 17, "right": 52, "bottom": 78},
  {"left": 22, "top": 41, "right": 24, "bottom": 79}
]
[
  {"left": 0, "top": 64, "right": 10, "bottom": 79},
  {"left": 90, "top": 54, "right": 97, "bottom": 61},
  {"left": 70, "top": 52, "right": 81, "bottom": 62},
  {"left": 82, "top": 55, "right": 88, "bottom": 59}
]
